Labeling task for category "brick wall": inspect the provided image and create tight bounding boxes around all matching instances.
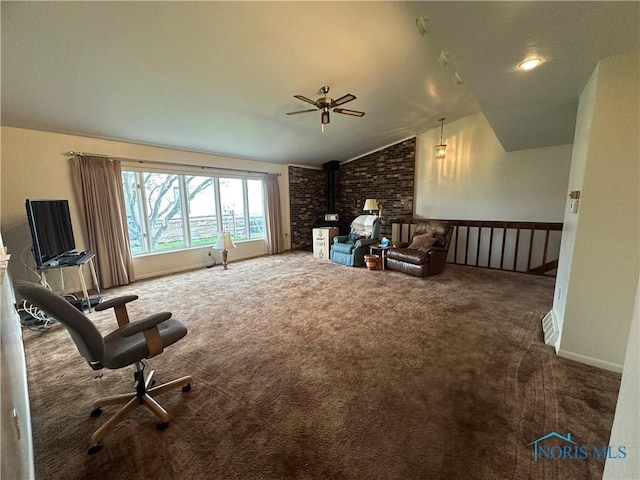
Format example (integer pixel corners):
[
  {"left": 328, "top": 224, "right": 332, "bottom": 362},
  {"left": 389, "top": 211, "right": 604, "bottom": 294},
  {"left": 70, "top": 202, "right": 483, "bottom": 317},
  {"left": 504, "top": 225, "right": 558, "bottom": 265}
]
[
  {"left": 336, "top": 138, "right": 415, "bottom": 237},
  {"left": 288, "top": 138, "right": 416, "bottom": 247},
  {"left": 288, "top": 166, "right": 326, "bottom": 249}
]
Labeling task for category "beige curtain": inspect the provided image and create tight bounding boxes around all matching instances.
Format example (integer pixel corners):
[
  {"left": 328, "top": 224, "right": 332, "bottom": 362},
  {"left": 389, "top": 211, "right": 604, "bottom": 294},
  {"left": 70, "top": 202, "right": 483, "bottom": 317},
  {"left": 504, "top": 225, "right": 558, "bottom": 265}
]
[
  {"left": 262, "top": 173, "right": 284, "bottom": 254},
  {"left": 71, "top": 155, "right": 134, "bottom": 288}
]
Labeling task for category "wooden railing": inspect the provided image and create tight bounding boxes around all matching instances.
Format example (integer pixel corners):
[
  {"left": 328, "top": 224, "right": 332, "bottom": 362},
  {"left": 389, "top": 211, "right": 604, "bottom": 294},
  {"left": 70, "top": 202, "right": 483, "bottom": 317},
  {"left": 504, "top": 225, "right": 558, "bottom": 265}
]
[{"left": 391, "top": 219, "right": 563, "bottom": 276}]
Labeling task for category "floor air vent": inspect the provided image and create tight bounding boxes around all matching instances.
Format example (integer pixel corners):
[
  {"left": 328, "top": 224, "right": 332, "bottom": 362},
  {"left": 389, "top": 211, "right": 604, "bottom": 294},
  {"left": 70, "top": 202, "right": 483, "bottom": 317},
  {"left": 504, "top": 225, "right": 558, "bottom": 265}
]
[{"left": 542, "top": 310, "right": 558, "bottom": 346}]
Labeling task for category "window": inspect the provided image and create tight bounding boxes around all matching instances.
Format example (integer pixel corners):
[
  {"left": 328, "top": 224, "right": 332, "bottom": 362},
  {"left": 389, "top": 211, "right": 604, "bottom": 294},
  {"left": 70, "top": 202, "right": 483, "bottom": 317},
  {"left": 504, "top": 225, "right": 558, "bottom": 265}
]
[
  {"left": 219, "top": 178, "right": 246, "bottom": 240},
  {"left": 248, "top": 179, "right": 265, "bottom": 239},
  {"left": 122, "top": 169, "right": 265, "bottom": 255},
  {"left": 122, "top": 171, "right": 145, "bottom": 254},
  {"left": 186, "top": 176, "right": 218, "bottom": 247},
  {"left": 144, "top": 173, "right": 184, "bottom": 251}
]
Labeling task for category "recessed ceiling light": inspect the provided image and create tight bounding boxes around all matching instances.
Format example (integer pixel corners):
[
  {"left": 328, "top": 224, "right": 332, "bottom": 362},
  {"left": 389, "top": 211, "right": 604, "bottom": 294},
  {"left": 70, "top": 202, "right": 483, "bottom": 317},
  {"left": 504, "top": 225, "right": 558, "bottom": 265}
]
[{"left": 519, "top": 58, "right": 542, "bottom": 70}]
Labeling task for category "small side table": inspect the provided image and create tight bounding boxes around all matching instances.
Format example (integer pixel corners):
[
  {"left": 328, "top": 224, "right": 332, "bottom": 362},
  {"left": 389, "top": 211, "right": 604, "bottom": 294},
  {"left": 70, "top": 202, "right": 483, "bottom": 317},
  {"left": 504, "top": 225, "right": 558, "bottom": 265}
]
[{"left": 369, "top": 244, "right": 390, "bottom": 270}]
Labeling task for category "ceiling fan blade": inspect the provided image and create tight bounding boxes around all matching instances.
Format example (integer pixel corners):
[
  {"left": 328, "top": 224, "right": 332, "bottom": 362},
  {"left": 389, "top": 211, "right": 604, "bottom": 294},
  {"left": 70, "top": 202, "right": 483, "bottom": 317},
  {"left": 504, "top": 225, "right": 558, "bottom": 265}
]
[
  {"left": 286, "top": 109, "right": 319, "bottom": 115},
  {"left": 332, "top": 94, "right": 356, "bottom": 107},
  {"left": 294, "top": 95, "right": 320, "bottom": 108},
  {"left": 334, "top": 108, "right": 365, "bottom": 117}
]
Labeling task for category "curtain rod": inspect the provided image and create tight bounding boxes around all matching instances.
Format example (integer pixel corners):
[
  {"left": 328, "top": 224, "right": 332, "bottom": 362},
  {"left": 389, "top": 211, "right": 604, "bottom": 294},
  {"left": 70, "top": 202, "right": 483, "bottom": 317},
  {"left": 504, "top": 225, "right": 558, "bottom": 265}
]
[{"left": 65, "top": 151, "right": 281, "bottom": 176}]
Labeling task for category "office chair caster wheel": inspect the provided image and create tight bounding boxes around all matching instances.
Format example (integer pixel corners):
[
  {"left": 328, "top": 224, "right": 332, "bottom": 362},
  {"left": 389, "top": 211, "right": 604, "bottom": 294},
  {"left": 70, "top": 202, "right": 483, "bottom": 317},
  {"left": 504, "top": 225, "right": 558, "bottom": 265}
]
[
  {"left": 182, "top": 383, "right": 191, "bottom": 392},
  {"left": 88, "top": 443, "right": 102, "bottom": 455},
  {"left": 156, "top": 421, "right": 169, "bottom": 431},
  {"left": 90, "top": 407, "right": 102, "bottom": 418}
]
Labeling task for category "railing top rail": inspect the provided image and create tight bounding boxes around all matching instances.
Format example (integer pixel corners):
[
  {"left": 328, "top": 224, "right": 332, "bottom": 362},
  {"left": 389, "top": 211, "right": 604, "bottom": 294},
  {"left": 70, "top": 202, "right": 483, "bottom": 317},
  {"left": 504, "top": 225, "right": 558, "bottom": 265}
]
[{"left": 390, "top": 218, "right": 563, "bottom": 231}]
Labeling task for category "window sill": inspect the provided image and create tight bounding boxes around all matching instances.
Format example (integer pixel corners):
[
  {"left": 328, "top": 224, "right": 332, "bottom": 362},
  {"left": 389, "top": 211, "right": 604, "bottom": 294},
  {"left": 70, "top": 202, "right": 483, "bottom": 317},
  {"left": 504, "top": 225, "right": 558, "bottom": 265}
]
[{"left": 131, "top": 238, "right": 265, "bottom": 259}]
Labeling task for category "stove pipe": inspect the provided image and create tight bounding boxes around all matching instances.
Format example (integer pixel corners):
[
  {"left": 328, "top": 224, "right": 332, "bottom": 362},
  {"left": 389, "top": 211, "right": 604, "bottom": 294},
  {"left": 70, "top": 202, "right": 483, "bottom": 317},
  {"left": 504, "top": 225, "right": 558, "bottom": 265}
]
[{"left": 322, "top": 161, "right": 340, "bottom": 213}]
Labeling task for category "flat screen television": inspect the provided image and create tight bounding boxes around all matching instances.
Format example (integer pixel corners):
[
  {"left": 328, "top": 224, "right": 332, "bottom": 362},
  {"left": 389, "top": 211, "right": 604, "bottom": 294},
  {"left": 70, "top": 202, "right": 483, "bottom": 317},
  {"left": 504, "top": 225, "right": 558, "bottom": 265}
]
[{"left": 25, "top": 199, "right": 76, "bottom": 267}]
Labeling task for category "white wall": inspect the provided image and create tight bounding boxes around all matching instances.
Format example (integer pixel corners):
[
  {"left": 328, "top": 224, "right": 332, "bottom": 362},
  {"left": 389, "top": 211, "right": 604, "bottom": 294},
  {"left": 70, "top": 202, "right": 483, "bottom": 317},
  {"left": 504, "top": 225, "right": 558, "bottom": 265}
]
[
  {"left": 552, "top": 64, "right": 599, "bottom": 342},
  {"left": 603, "top": 276, "right": 640, "bottom": 480},
  {"left": 0, "top": 234, "right": 35, "bottom": 480},
  {"left": 554, "top": 50, "right": 640, "bottom": 372},
  {"left": 415, "top": 112, "right": 572, "bottom": 222},
  {"left": 1, "top": 127, "right": 291, "bottom": 291}
]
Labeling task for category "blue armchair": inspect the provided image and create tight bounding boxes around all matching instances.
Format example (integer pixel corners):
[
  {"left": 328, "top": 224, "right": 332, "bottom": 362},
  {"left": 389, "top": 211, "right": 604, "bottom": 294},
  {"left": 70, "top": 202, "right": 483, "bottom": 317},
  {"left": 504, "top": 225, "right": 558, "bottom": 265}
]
[{"left": 331, "top": 215, "right": 381, "bottom": 267}]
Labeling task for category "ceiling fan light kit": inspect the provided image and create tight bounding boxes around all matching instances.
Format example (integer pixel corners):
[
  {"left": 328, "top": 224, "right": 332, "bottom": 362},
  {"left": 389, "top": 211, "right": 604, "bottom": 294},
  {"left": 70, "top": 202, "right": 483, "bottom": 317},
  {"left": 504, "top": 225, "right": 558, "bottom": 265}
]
[{"left": 286, "top": 86, "right": 365, "bottom": 131}]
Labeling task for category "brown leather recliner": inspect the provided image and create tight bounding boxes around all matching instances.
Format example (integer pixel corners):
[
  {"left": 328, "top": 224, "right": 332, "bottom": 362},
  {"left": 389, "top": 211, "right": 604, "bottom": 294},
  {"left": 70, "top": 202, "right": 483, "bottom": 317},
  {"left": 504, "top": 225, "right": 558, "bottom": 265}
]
[{"left": 386, "top": 220, "right": 452, "bottom": 277}]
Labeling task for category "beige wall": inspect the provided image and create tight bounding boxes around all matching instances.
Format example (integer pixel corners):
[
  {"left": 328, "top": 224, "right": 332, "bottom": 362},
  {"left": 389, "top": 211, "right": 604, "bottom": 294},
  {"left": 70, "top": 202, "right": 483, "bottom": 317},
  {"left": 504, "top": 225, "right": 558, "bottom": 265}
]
[
  {"left": 603, "top": 276, "right": 640, "bottom": 479},
  {"left": 1, "top": 127, "right": 291, "bottom": 291},
  {"left": 555, "top": 50, "right": 640, "bottom": 371},
  {"left": 415, "top": 112, "right": 572, "bottom": 222}
]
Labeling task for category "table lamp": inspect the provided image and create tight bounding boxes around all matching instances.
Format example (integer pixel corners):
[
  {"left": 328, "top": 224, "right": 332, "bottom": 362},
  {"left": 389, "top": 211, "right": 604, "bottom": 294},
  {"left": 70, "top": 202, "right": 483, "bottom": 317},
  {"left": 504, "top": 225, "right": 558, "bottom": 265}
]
[
  {"left": 363, "top": 198, "right": 378, "bottom": 215},
  {"left": 214, "top": 232, "right": 236, "bottom": 270}
]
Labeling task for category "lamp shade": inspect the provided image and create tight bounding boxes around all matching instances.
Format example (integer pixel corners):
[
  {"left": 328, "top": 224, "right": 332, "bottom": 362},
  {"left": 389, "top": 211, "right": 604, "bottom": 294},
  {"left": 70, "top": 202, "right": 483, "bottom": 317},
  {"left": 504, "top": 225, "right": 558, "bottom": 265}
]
[
  {"left": 363, "top": 199, "right": 378, "bottom": 211},
  {"left": 214, "top": 232, "right": 236, "bottom": 250}
]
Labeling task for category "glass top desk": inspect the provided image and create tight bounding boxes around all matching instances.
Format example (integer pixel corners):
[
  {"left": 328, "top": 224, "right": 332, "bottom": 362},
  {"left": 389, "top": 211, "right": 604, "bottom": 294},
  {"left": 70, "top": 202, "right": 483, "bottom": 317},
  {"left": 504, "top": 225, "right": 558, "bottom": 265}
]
[{"left": 38, "top": 252, "right": 100, "bottom": 312}]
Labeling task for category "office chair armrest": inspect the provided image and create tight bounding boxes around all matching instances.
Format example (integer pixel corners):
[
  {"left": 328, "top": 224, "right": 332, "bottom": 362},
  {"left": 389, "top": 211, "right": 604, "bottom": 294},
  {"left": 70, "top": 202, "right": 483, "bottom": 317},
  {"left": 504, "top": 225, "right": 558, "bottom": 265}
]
[
  {"left": 95, "top": 295, "right": 140, "bottom": 327},
  {"left": 120, "top": 312, "right": 173, "bottom": 338},
  {"left": 95, "top": 295, "right": 139, "bottom": 311}
]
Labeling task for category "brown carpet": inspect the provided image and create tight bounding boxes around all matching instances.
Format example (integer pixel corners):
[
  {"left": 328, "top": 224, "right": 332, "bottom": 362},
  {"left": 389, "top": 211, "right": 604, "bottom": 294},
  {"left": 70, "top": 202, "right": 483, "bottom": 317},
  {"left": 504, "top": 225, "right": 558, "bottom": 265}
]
[{"left": 23, "top": 251, "right": 621, "bottom": 480}]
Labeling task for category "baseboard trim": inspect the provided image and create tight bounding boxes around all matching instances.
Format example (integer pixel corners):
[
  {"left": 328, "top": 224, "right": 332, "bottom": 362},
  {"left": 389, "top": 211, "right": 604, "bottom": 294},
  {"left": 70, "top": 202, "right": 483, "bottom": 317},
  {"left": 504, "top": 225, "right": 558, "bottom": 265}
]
[
  {"left": 135, "top": 263, "right": 207, "bottom": 280},
  {"left": 134, "top": 252, "right": 268, "bottom": 281},
  {"left": 557, "top": 349, "right": 623, "bottom": 373}
]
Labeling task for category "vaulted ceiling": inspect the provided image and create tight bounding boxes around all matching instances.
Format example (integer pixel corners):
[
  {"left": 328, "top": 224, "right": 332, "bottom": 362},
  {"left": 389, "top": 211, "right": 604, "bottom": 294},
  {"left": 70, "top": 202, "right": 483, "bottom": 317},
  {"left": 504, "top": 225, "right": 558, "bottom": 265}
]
[{"left": 2, "top": 2, "right": 638, "bottom": 166}]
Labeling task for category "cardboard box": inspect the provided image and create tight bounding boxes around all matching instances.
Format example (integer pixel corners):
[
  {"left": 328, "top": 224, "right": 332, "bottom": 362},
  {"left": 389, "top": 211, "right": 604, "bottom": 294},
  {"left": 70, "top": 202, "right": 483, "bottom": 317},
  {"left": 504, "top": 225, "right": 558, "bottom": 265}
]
[{"left": 312, "top": 227, "right": 338, "bottom": 260}]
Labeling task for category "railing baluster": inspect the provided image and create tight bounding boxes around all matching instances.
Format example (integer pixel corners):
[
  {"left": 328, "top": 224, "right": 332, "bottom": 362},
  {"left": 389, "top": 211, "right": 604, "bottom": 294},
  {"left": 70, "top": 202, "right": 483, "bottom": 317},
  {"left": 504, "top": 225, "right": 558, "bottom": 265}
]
[
  {"left": 488, "top": 227, "right": 494, "bottom": 268},
  {"left": 514, "top": 227, "right": 521, "bottom": 271},
  {"left": 526, "top": 224, "right": 534, "bottom": 272},
  {"left": 453, "top": 225, "right": 459, "bottom": 264},
  {"left": 500, "top": 224, "right": 507, "bottom": 270},
  {"left": 464, "top": 223, "right": 470, "bottom": 266},
  {"left": 542, "top": 224, "right": 550, "bottom": 273},
  {"left": 475, "top": 226, "right": 481, "bottom": 266}
]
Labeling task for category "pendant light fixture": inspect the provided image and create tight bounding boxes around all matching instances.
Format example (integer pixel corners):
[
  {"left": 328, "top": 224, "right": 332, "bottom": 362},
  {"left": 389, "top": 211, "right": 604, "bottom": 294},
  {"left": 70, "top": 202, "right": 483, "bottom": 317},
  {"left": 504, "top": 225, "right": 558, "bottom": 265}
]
[{"left": 435, "top": 117, "right": 447, "bottom": 159}]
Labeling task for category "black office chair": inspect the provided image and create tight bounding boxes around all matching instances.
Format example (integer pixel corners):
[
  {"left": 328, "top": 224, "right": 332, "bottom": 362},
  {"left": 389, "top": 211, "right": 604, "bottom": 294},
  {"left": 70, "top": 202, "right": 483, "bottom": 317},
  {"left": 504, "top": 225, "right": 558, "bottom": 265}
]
[{"left": 16, "top": 281, "right": 193, "bottom": 454}]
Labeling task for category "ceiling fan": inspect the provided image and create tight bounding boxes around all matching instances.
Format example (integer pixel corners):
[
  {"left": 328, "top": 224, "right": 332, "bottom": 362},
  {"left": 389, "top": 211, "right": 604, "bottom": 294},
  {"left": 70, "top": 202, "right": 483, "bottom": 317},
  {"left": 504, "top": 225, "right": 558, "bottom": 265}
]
[{"left": 286, "top": 86, "right": 365, "bottom": 130}]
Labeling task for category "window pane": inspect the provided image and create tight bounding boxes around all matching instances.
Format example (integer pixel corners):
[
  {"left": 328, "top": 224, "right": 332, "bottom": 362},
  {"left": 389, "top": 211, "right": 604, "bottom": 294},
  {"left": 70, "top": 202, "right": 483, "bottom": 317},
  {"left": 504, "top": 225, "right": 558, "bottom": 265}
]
[
  {"left": 186, "top": 175, "right": 218, "bottom": 246},
  {"left": 219, "top": 178, "right": 245, "bottom": 241},
  {"left": 122, "top": 171, "right": 146, "bottom": 254},
  {"left": 144, "top": 173, "right": 185, "bottom": 251},
  {"left": 247, "top": 179, "right": 265, "bottom": 239}
]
